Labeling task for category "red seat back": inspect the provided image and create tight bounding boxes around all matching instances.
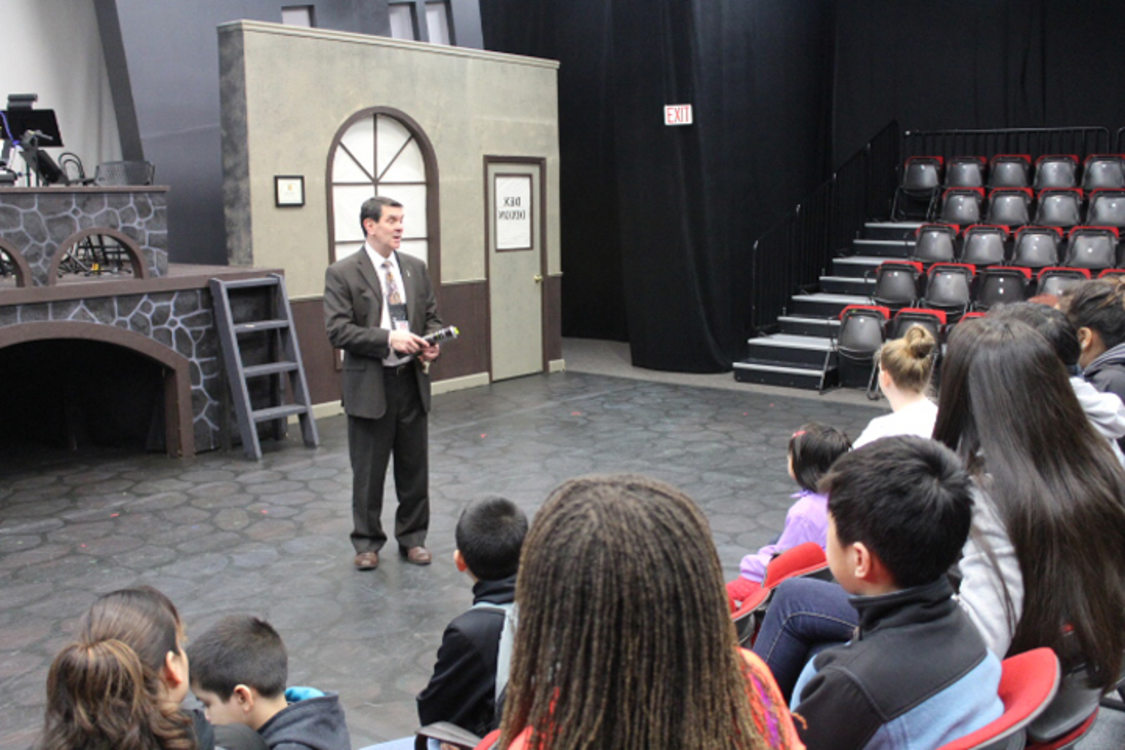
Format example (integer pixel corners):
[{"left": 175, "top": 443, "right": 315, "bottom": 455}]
[
  {"left": 838, "top": 304, "right": 890, "bottom": 321},
  {"left": 937, "top": 648, "right": 1060, "bottom": 750},
  {"left": 762, "top": 541, "right": 828, "bottom": 589}
]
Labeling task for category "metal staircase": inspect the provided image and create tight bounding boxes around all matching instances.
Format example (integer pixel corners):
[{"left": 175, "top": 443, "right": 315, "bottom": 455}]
[
  {"left": 734, "top": 222, "right": 921, "bottom": 390},
  {"left": 209, "top": 274, "right": 319, "bottom": 459}
]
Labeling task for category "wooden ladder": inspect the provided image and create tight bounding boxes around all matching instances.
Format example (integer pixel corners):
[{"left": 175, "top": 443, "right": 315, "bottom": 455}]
[{"left": 209, "top": 274, "right": 319, "bottom": 459}]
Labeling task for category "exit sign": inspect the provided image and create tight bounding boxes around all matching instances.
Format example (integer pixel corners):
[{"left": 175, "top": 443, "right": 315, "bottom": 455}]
[{"left": 664, "top": 104, "right": 693, "bottom": 126}]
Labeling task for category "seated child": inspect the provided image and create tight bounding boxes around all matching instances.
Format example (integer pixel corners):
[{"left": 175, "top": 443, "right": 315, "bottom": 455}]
[
  {"left": 790, "top": 436, "right": 1002, "bottom": 750},
  {"left": 992, "top": 300, "right": 1125, "bottom": 463},
  {"left": 417, "top": 496, "right": 528, "bottom": 735},
  {"left": 38, "top": 586, "right": 265, "bottom": 750},
  {"left": 728, "top": 422, "right": 850, "bottom": 606},
  {"left": 1062, "top": 277, "right": 1125, "bottom": 419},
  {"left": 498, "top": 474, "right": 802, "bottom": 749},
  {"left": 187, "top": 615, "right": 351, "bottom": 750}
]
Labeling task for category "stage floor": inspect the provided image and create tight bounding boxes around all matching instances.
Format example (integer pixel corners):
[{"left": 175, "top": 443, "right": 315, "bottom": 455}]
[{"left": 1, "top": 345, "right": 1121, "bottom": 748}]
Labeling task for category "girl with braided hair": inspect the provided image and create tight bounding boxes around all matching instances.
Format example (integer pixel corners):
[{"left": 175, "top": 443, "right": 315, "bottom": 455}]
[{"left": 497, "top": 474, "right": 801, "bottom": 750}]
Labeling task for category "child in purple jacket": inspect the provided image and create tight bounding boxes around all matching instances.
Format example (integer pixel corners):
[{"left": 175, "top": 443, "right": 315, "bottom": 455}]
[{"left": 728, "top": 423, "right": 851, "bottom": 606}]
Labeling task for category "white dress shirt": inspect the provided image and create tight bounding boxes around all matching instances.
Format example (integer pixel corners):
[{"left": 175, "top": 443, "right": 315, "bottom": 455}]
[{"left": 364, "top": 242, "right": 410, "bottom": 367}]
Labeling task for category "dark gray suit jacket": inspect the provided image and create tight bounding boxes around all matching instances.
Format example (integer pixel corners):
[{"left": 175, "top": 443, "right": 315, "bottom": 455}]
[{"left": 324, "top": 249, "right": 443, "bottom": 419}]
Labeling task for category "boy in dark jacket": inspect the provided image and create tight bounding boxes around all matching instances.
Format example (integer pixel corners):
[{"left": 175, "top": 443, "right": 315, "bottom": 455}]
[
  {"left": 417, "top": 496, "right": 528, "bottom": 735},
  {"left": 1063, "top": 278, "right": 1125, "bottom": 449},
  {"left": 791, "top": 437, "right": 1003, "bottom": 750},
  {"left": 187, "top": 615, "right": 350, "bottom": 750}
]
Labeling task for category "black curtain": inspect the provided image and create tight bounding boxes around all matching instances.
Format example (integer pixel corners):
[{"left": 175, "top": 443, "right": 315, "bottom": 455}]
[
  {"left": 832, "top": 0, "right": 1125, "bottom": 162},
  {"left": 484, "top": 1, "right": 1125, "bottom": 372},
  {"left": 482, "top": 0, "right": 834, "bottom": 372},
  {"left": 478, "top": 0, "right": 628, "bottom": 343}
]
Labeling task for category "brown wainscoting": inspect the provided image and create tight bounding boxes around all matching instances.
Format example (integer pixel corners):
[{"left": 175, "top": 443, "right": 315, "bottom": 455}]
[
  {"left": 544, "top": 273, "right": 562, "bottom": 362},
  {"left": 291, "top": 298, "right": 341, "bottom": 405},
  {"left": 430, "top": 280, "right": 488, "bottom": 381}
]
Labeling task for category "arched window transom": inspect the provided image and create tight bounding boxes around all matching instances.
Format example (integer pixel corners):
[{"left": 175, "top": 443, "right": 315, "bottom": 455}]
[{"left": 329, "top": 111, "right": 430, "bottom": 264}]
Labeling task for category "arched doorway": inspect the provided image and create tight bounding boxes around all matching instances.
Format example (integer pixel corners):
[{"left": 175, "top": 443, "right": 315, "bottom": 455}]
[{"left": 0, "top": 322, "right": 194, "bottom": 458}]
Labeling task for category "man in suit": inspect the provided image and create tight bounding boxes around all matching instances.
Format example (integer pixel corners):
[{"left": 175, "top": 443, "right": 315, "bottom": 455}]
[{"left": 324, "top": 196, "right": 443, "bottom": 570}]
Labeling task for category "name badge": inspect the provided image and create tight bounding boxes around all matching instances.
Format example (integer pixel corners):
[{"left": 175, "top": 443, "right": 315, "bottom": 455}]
[{"left": 389, "top": 302, "right": 409, "bottom": 330}]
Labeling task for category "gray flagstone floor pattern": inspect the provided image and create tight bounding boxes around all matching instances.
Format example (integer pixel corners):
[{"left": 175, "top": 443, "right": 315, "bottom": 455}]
[{"left": 2, "top": 341, "right": 1121, "bottom": 748}]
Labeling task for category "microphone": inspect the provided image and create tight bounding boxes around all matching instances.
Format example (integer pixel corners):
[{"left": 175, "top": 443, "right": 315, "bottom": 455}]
[
  {"left": 20, "top": 129, "right": 54, "bottom": 144},
  {"left": 422, "top": 325, "right": 459, "bottom": 346},
  {"left": 408, "top": 325, "right": 459, "bottom": 364}
]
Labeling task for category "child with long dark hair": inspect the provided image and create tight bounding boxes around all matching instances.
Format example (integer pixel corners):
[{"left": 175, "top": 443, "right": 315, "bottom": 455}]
[
  {"left": 988, "top": 301, "right": 1125, "bottom": 464},
  {"left": 753, "top": 316, "right": 1125, "bottom": 700},
  {"left": 933, "top": 317, "right": 1125, "bottom": 686}
]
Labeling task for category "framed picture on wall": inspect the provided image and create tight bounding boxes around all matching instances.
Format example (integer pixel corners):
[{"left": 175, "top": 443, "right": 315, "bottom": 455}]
[{"left": 275, "top": 175, "right": 305, "bottom": 207}]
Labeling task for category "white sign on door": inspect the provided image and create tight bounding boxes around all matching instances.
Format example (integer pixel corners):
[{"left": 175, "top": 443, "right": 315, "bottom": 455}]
[{"left": 495, "top": 175, "right": 532, "bottom": 250}]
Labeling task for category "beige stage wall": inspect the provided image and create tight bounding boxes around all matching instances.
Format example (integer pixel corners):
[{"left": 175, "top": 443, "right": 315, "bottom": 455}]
[{"left": 218, "top": 20, "right": 561, "bottom": 407}]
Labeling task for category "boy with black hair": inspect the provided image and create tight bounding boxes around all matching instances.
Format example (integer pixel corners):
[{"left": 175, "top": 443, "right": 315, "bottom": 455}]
[
  {"left": 791, "top": 436, "right": 1003, "bottom": 750},
  {"left": 187, "top": 615, "right": 351, "bottom": 750},
  {"left": 417, "top": 496, "right": 528, "bottom": 735},
  {"left": 1062, "top": 279, "right": 1125, "bottom": 446}
]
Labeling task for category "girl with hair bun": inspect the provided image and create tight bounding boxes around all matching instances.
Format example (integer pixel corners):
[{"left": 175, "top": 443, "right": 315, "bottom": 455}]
[{"left": 852, "top": 325, "right": 938, "bottom": 448}]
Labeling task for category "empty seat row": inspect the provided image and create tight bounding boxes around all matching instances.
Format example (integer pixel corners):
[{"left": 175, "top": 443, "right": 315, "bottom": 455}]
[
  {"left": 903, "top": 153, "right": 1125, "bottom": 190},
  {"left": 868, "top": 260, "right": 1125, "bottom": 315},
  {"left": 892, "top": 154, "right": 1125, "bottom": 220},
  {"left": 937, "top": 187, "right": 1125, "bottom": 228},
  {"left": 911, "top": 223, "right": 1122, "bottom": 270},
  {"left": 835, "top": 304, "right": 951, "bottom": 391},
  {"left": 839, "top": 305, "right": 951, "bottom": 352}
]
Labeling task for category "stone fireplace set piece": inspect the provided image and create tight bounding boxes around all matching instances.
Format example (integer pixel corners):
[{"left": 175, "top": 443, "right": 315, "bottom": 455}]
[{"left": 0, "top": 187, "right": 280, "bottom": 457}]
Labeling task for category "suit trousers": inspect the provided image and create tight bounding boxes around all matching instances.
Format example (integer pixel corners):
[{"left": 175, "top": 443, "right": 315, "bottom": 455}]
[{"left": 347, "top": 366, "right": 430, "bottom": 553}]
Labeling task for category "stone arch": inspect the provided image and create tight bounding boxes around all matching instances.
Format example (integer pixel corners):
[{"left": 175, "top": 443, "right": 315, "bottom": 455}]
[
  {"left": 0, "top": 237, "right": 32, "bottom": 287},
  {"left": 325, "top": 106, "right": 441, "bottom": 282},
  {"left": 0, "top": 321, "right": 194, "bottom": 456},
  {"left": 47, "top": 227, "right": 151, "bottom": 285}
]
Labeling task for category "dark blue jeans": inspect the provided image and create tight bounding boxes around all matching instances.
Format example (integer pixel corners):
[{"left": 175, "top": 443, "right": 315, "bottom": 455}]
[{"left": 751, "top": 577, "right": 859, "bottom": 700}]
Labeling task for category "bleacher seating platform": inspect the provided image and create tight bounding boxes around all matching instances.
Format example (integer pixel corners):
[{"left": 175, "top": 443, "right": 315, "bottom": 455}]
[{"left": 735, "top": 221, "right": 919, "bottom": 390}]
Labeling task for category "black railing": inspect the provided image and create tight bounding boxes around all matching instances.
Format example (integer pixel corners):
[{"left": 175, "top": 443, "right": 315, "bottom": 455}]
[
  {"left": 902, "top": 126, "right": 1110, "bottom": 163},
  {"left": 747, "top": 120, "right": 899, "bottom": 336},
  {"left": 1117, "top": 126, "right": 1125, "bottom": 152}
]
